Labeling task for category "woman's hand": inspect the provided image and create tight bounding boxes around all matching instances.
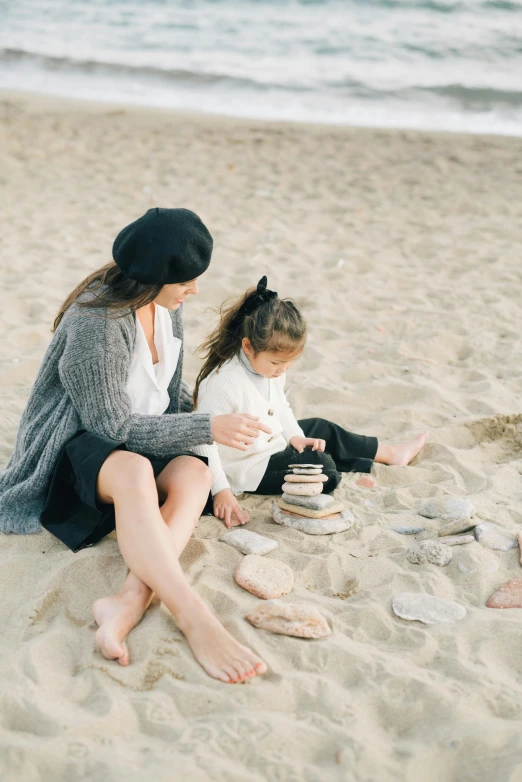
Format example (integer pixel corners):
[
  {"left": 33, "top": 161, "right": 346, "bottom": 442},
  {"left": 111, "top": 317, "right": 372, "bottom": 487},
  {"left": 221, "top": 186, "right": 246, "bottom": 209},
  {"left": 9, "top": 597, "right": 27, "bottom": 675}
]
[
  {"left": 211, "top": 414, "right": 271, "bottom": 451},
  {"left": 289, "top": 436, "right": 326, "bottom": 453},
  {"left": 213, "top": 489, "right": 250, "bottom": 528}
]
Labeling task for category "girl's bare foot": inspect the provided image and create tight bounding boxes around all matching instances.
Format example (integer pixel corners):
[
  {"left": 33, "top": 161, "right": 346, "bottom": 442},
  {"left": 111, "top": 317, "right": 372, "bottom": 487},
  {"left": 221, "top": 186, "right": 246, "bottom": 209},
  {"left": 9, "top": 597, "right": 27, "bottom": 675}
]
[
  {"left": 92, "top": 588, "right": 152, "bottom": 666},
  {"left": 375, "top": 432, "right": 428, "bottom": 467},
  {"left": 178, "top": 599, "right": 267, "bottom": 684}
]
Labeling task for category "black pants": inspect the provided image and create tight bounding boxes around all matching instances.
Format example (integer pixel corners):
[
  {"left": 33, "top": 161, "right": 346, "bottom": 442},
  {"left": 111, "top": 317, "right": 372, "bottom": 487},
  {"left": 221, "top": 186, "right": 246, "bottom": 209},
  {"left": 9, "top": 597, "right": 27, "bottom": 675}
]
[{"left": 250, "top": 417, "right": 378, "bottom": 496}]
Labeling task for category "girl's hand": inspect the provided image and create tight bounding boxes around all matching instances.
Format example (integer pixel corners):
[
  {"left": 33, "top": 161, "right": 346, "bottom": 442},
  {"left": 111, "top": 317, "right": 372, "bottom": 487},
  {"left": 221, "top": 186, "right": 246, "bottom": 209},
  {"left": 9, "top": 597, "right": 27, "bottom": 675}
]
[
  {"left": 211, "top": 414, "right": 271, "bottom": 451},
  {"left": 289, "top": 436, "right": 326, "bottom": 453},
  {"left": 213, "top": 489, "right": 250, "bottom": 528}
]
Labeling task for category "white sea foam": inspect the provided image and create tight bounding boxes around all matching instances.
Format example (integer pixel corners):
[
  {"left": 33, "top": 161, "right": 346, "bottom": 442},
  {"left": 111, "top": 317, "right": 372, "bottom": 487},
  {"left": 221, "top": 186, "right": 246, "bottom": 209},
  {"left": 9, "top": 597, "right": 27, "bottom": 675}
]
[{"left": 1, "top": 0, "right": 522, "bottom": 134}]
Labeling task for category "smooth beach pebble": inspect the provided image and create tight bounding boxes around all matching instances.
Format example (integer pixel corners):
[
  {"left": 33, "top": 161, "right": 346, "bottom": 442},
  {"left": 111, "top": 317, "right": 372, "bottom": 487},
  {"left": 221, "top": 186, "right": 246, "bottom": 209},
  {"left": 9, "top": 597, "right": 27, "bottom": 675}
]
[
  {"left": 439, "top": 534, "right": 475, "bottom": 546},
  {"left": 486, "top": 578, "right": 522, "bottom": 609},
  {"left": 438, "top": 518, "right": 478, "bottom": 537},
  {"left": 406, "top": 540, "right": 453, "bottom": 567},
  {"left": 392, "top": 592, "right": 467, "bottom": 625},
  {"left": 234, "top": 555, "right": 294, "bottom": 599},
  {"left": 287, "top": 464, "right": 321, "bottom": 469},
  {"left": 419, "top": 496, "right": 475, "bottom": 523},
  {"left": 278, "top": 498, "right": 344, "bottom": 518},
  {"left": 271, "top": 503, "right": 354, "bottom": 535},
  {"left": 245, "top": 599, "right": 331, "bottom": 639},
  {"left": 389, "top": 525, "right": 426, "bottom": 535},
  {"left": 474, "top": 523, "right": 518, "bottom": 551},
  {"left": 285, "top": 473, "right": 328, "bottom": 484},
  {"left": 356, "top": 476, "right": 376, "bottom": 489},
  {"left": 282, "top": 482, "right": 323, "bottom": 497},
  {"left": 220, "top": 529, "right": 278, "bottom": 556},
  {"left": 281, "top": 493, "right": 334, "bottom": 511},
  {"left": 291, "top": 468, "right": 323, "bottom": 475}
]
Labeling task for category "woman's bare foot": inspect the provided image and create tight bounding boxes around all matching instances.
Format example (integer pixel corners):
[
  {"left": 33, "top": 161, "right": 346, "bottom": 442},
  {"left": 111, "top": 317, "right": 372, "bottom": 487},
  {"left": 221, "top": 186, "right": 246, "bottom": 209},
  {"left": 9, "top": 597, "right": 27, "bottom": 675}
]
[
  {"left": 93, "top": 587, "right": 152, "bottom": 666},
  {"left": 375, "top": 432, "right": 428, "bottom": 467},
  {"left": 178, "top": 599, "right": 267, "bottom": 684}
]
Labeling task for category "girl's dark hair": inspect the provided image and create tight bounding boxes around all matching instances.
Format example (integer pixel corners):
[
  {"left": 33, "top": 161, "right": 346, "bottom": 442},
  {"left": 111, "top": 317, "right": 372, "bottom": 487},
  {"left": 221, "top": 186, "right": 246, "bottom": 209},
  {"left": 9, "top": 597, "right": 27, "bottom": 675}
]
[
  {"left": 51, "top": 261, "right": 163, "bottom": 332},
  {"left": 194, "top": 277, "right": 306, "bottom": 406}
]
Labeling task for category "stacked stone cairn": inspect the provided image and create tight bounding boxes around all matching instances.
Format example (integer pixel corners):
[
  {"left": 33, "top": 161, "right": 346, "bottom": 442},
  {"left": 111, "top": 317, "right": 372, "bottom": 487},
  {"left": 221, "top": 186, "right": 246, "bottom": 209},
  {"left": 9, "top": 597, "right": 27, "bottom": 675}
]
[{"left": 271, "top": 464, "right": 354, "bottom": 535}]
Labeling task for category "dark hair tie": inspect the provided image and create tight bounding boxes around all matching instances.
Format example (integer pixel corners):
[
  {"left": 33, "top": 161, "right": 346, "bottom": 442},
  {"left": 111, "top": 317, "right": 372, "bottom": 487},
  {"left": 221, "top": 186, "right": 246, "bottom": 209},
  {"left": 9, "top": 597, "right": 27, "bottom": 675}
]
[{"left": 229, "top": 276, "right": 278, "bottom": 335}]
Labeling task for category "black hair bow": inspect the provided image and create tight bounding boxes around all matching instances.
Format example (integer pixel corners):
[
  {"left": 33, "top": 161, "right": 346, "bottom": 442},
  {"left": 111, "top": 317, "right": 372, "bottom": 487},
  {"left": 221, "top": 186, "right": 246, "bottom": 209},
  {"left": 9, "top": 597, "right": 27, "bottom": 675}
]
[
  {"left": 229, "top": 276, "right": 278, "bottom": 335},
  {"left": 240, "top": 276, "right": 278, "bottom": 317}
]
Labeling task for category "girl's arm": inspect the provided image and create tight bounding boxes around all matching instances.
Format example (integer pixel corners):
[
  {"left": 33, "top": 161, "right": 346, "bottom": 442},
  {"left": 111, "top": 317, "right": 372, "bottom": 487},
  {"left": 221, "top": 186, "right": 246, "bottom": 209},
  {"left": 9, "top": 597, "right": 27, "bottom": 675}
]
[
  {"left": 192, "top": 442, "right": 230, "bottom": 497},
  {"left": 192, "top": 378, "right": 235, "bottom": 496},
  {"left": 192, "top": 378, "right": 250, "bottom": 527}
]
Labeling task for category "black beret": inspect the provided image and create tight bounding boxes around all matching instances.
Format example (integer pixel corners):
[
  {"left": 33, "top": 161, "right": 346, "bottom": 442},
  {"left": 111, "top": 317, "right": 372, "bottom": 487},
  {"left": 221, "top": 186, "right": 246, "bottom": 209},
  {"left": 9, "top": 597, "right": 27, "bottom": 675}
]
[{"left": 112, "top": 207, "right": 213, "bottom": 285}]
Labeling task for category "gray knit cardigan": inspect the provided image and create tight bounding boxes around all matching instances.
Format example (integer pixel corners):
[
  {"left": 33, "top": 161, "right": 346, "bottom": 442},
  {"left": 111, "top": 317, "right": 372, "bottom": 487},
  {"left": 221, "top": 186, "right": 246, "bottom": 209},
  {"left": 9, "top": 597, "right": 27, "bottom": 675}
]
[{"left": 0, "top": 288, "right": 213, "bottom": 535}]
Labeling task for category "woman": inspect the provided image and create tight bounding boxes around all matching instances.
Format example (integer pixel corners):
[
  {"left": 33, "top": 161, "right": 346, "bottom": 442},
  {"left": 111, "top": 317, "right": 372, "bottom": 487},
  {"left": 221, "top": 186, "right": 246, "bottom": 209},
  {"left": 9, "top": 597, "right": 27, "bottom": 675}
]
[{"left": 0, "top": 207, "right": 268, "bottom": 684}]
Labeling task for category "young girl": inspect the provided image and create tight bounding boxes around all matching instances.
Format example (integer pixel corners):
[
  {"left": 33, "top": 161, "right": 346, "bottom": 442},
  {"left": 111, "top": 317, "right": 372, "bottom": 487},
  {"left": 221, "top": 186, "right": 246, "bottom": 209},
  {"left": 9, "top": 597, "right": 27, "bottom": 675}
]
[{"left": 193, "top": 277, "right": 427, "bottom": 527}]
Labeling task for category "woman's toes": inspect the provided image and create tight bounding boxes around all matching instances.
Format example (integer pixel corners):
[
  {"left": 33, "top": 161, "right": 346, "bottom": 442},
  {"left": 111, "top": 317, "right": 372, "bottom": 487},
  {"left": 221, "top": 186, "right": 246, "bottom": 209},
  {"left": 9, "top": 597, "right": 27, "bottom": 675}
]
[
  {"left": 253, "top": 659, "right": 267, "bottom": 674},
  {"left": 223, "top": 666, "right": 239, "bottom": 683},
  {"left": 118, "top": 647, "right": 130, "bottom": 666},
  {"left": 233, "top": 660, "right": 250, "bottom": 681},
  {"left": 215, "top": 667, "right": 233, "bottom": 684}
]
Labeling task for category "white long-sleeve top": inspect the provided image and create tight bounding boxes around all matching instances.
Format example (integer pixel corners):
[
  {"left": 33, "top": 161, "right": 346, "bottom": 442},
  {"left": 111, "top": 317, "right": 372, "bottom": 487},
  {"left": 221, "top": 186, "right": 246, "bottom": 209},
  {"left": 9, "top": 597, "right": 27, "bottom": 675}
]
[{"left": 192, "top": 353, "right": 304, "bottom": 495}]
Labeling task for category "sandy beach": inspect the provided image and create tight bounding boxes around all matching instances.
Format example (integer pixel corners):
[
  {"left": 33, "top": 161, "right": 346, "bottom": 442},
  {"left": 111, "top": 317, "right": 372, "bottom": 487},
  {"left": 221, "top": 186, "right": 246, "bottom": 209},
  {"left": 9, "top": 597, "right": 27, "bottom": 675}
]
[{"left": 1, "top": 90, "right": 522, "bottom": 782}]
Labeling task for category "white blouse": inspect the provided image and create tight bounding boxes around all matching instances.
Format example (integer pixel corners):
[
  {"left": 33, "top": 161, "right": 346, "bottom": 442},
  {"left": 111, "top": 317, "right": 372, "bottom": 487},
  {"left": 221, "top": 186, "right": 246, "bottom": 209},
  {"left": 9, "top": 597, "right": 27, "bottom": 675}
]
[{"left": 126, "top": 304, "right": 181, "bottom": 415}]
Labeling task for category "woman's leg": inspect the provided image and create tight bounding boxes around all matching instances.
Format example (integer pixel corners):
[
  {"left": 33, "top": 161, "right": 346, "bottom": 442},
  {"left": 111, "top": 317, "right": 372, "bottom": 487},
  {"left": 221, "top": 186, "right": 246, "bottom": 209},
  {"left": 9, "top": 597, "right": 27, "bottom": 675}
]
[
  {"left": 299, "top": 418, "right": 427, "bottom": 471},
  {"left": 93, "top": 452, "right": 266, "bottom": 683},
  {"left": 94, "top": 454, "right": 214, "bottom": 664},
  {"left": 94, "top": 455, "right": 214, "bottom": 666}
]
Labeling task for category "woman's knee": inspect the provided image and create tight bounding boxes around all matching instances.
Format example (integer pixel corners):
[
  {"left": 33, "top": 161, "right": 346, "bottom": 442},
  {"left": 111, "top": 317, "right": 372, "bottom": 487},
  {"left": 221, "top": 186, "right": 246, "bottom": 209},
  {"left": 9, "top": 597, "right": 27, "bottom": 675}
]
[
  {"left": 97, "top": 450, "right": 155, "bottom": 503},
  {"left": 190, "top": 458, "right": 213, "bottom": 488},
  {"left": 159, "top": 456, "right": 213, "bottom": 497}
]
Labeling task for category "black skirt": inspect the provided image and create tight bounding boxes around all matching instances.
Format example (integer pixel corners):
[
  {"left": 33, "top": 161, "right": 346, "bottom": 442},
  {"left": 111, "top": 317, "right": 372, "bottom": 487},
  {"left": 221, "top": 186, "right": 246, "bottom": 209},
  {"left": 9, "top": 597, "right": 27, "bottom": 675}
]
[{"left": 41, "top": 430, "right": 211, "bottom": 553}]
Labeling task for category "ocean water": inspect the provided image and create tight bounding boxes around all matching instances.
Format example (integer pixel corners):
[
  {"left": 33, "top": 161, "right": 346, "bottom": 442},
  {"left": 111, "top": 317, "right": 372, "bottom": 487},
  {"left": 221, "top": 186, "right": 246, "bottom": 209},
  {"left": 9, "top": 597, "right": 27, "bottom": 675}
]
[{"left": 1, "top": 0, "right": 521, "bottom": 135}]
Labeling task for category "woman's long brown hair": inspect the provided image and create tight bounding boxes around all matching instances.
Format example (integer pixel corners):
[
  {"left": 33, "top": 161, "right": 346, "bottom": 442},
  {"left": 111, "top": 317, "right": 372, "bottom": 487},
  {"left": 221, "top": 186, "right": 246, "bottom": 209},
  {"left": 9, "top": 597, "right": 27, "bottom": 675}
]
[
  {"left": 193, "top": 285, "right": 307, "bottom": 406},
  {"left": 52, "top": 261, "right": 163, "bottom": 332}
]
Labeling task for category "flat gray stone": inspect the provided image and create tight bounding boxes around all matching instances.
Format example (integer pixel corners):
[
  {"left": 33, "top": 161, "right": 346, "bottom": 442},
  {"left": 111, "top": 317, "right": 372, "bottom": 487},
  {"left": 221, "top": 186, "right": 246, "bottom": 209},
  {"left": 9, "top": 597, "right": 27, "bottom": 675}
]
[
  {"left": 281, "top": 493, "right": 335, "bottom": 511},
  {"left": 474, "top": 523, "right": 518, "bottom": 551},
  {"left": 406, "top": 540, "right": 453, "bottom": 567},
  {"left": 221, "top": 529, "right": 278, "bottom": 556},
  {"left": 272, "top": 503, "right": 354, "bottom": 535},
  {"left": 392, "top": 592, "right": 467, "bottom": 625},
  {"left": 389, "top": 525, "right": 425, "bottom": 535},
  {"left": 438, "top": 518, "right": 478, "bottom": 536},
  {"left": 419, "top": 496, "right": 475, "bottom": 525},
  {"left": 291, "top": 468, "right": 323, "bottom": 475},
  {"left": 287, "top": 464, "right": 321, "bottom": 469}
]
